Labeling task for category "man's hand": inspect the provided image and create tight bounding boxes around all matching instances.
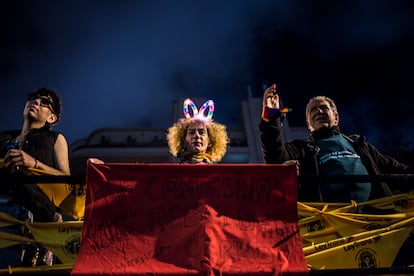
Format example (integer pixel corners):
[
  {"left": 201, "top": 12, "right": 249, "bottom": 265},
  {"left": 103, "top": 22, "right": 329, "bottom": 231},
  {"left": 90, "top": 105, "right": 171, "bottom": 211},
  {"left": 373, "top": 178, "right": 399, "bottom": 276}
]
[
  {"left": 262, "top": 83, "right": 280, "bottom": 109},
  {"left": 53, "top": 212, "right": 63, "bottom": 222},
  {"left": 283, "top": 160, "right": 300, "bottom": 175}
]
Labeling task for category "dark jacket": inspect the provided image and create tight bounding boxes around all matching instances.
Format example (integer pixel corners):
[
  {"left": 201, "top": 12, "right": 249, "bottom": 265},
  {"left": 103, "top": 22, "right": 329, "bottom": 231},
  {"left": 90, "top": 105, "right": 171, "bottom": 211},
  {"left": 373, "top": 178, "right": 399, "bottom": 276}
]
[{"left": 259, "top": 118, "right": 413, "bottom": 202}]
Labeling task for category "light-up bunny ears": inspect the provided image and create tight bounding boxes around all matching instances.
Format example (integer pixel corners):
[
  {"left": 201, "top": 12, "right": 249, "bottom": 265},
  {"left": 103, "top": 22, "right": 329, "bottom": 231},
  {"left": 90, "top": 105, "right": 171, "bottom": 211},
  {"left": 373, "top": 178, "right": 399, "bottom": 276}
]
[{"left": 183, "top": 98, "right": 214, "bottom": 121}]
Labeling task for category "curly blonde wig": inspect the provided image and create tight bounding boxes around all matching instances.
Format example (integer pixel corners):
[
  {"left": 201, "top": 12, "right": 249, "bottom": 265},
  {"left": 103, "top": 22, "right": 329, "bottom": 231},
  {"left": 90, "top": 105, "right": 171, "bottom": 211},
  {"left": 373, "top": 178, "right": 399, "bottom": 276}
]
[{"left": 167, "top": 118, "right": 229, "bottom": 163}]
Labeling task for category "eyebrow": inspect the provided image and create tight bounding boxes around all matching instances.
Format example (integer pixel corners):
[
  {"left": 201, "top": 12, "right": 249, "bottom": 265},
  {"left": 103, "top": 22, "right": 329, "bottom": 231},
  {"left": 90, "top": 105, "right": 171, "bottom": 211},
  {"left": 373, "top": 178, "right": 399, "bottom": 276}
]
[{"left": 310, "top": 103, "right": 329, "bottom": 109}]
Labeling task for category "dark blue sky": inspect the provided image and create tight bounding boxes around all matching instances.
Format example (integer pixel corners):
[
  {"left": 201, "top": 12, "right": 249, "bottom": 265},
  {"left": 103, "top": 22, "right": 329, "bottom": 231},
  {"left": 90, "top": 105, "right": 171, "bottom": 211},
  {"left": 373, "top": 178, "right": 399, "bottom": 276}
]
[{"left": 1, "top": 0, "right": 414, "bottom": 152}]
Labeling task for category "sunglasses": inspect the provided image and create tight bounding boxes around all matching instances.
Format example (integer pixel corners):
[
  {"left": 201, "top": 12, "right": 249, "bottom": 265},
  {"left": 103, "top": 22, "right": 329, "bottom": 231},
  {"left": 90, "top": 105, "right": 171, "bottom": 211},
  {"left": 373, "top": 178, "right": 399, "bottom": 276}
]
[{"left": 27, "top": 94, "right": 56, "bottom": 114}]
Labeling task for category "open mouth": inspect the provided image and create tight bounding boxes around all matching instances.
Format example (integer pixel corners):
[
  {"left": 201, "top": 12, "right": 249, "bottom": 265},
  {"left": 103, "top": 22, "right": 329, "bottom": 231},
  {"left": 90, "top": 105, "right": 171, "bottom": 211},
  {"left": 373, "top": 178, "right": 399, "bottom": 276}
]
[{"left": 315, "top": 115, "right": 328, "bottom": 122}]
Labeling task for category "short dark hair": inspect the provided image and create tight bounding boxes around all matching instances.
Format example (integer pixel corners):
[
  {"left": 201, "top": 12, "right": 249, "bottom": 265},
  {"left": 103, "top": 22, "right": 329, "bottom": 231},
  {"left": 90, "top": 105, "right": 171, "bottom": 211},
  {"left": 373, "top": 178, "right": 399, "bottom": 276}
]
[{"left": 27, "top": 88, "right": 62, "bottom": 124}]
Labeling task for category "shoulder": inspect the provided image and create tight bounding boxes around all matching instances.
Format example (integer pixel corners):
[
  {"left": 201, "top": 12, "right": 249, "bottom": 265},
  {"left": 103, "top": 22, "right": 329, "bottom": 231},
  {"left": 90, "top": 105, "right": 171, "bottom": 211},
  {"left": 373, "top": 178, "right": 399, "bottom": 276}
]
[
  {"left": 343, "top": 133, "right": 365, "bottom": 144},
  {"left": 29, "top": 129, "right": 65, "bottom": 145},
  {"left": 291, "top": 139, "right": 310, "bottom": 146},
  {"left": 56, "top": 132, "right": 68, "bottom": 142},
  {"left": 347, "top": 133, "right": 361, "bottom": 140},
  {"left": 54, "top": 132, "right": 69, "bottom": 148},
  {"left": 31, "top": 127, "right": 57, "bottom": 134}
]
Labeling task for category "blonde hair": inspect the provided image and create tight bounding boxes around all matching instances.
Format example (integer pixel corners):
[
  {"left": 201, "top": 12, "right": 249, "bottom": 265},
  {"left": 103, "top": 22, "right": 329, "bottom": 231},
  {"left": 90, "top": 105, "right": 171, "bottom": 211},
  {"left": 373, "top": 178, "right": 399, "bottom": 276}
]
[{"left": 167, "top": 118, "right": 229, "bottom": 162}]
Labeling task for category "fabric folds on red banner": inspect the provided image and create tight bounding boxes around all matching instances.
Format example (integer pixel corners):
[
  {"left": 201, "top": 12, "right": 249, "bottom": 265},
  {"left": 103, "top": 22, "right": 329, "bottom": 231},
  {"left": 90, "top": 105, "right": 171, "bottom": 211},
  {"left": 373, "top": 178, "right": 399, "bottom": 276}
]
[{"left": 71, "top": 163, "right": 308, "bottom": 275}]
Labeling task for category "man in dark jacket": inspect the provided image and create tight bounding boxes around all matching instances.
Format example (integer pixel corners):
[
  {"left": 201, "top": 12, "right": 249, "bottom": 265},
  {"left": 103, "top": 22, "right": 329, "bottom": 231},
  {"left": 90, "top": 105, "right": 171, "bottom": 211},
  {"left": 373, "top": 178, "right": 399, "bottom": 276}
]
[{"left": 259, "top": 83, "right": 413, "bottom": 204}]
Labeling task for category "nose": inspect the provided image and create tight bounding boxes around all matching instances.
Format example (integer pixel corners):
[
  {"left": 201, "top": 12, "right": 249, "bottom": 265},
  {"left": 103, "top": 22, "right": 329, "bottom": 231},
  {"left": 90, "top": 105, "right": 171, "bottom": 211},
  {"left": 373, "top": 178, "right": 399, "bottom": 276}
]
[{"left": 316, "top": 107, "right": 324, "bottom": 113}]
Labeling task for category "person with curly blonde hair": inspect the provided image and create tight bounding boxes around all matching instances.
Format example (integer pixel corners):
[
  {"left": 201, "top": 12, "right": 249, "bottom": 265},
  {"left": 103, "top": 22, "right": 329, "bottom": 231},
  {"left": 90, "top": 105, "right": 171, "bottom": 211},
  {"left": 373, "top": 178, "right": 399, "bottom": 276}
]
[{"left": 167, "top": 98, "right": 229, "bottom": 164}]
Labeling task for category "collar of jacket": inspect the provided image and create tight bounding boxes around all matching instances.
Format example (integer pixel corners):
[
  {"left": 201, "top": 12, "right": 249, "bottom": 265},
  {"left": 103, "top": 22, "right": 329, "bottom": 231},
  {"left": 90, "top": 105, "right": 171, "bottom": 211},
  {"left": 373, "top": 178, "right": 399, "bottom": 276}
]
[{"left": 311, "top": 126, "right": 341, "bottom": 139}]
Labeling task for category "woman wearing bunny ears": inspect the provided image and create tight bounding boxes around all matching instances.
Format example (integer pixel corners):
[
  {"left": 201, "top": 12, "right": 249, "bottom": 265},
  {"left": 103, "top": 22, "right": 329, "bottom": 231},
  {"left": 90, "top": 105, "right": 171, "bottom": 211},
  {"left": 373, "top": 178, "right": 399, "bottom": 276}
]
[{"left": 167, "top": 98, "right": 229, "bottom": 164}]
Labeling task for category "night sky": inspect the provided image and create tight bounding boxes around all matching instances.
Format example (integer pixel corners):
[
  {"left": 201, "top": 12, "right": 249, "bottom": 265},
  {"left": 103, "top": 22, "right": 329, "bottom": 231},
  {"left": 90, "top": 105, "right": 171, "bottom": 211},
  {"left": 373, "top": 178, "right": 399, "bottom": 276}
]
[{"left": 1, "top": 0, "right": 414, "bottom": 154}]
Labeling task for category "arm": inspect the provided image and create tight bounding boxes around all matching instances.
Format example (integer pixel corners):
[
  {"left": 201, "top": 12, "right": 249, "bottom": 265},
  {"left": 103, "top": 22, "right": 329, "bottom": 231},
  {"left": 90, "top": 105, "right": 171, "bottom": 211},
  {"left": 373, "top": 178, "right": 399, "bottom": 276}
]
[
  {"left": 50, "top": 133, "right": 70, "bottom": 175},
  {"left": 359, "top": 140, "right": 414, "bottom": 197},
  {"left": 259, "top": 118, "right": 287, "bottom": 163},
  {"left": 365, "top": 142, "right": 413, "bottom": 174},
  {"left": 4, "top": 133, "right": 70, "bottom": 175},
  {"left": 259, "top": 84, "right": 303, "bottom": 163},
  {"left": 30, "top": 133, "right": 70, "bottom": 175}
]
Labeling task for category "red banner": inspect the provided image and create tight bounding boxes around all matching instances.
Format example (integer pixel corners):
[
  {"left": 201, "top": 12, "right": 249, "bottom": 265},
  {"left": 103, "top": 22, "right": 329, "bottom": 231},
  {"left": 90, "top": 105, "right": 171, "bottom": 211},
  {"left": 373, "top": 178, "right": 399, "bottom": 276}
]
[{"left": 72, "top": 163, "right": 308, "bottom": 275}]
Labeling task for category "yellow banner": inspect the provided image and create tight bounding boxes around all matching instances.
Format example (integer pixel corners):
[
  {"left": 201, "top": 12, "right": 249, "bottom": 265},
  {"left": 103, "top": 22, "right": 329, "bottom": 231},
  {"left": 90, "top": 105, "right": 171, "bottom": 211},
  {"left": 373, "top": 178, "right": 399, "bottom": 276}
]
[
  {"left": 36, "top": 182, "right": 71, "bottom": 207},
  {"left": 57, "top": 184, "right": 86, "bottom": 220},
  {"left": 26, "top": 166, "right": 86, "bottom": 219},
  {"left": 0, "top": 211, "right": 22, "bottom": 228},
  {"left": 26, "top": 220, "right": 82, "bottom": 264},
  {"left": 305, "top": 225, "right": 413, "bottom": 269},
  {"left": 303, "top": 217, "right": 414, "bottom": 256},
  {"left": 0, "top": 263, "right": 73, "bottom": 274},
  {"left": 0, "top": 231, "right": 35, "bottom": 248},
  {"left": 299, "top": 196, "right": 414, "bottom": 247},
  {"left": 325, "top": 212, "right": 414, "bottom": 236},
  {"left": 360, "top": 193, "right": 414, "bottom": 213},
  {"left": 0, "top": 211, "right": 82, "bottom": 265}
]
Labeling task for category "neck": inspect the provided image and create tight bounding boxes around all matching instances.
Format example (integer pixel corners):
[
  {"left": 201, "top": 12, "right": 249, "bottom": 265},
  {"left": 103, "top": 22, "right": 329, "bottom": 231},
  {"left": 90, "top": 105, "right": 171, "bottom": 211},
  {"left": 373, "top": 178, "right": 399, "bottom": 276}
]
[
  {"left": 181, "top": 152, "right": 213, "bottom": 164},
  {"left": 22, "top": 120, "right": 47, "bottom": 134},
  {"left": 311, "top": 126, "right": 341, "bottom": 139}
]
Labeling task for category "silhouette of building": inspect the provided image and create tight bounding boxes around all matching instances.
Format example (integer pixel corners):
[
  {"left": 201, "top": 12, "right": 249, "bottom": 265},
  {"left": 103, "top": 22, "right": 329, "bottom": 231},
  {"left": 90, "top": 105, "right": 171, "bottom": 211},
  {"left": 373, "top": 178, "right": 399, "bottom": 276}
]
[{"left": 69, "top": 97, "right": 308, "bottom": 175}]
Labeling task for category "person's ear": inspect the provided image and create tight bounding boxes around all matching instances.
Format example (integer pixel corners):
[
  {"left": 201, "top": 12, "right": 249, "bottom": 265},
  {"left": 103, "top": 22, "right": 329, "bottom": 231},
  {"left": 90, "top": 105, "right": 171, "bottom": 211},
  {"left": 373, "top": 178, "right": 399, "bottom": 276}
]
[
  {"left": 334, "top": 112, "right": 339, "bottom": 125},
  {"left": 47, "top": 113, "right": 58, "bottom": 125}
]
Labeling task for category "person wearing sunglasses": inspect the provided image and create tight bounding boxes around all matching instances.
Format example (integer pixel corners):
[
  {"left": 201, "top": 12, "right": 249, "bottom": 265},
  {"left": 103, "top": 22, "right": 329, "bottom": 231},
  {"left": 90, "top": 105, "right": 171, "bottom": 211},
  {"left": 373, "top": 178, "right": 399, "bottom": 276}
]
[{"left": 0, "top": 88, "right": 71, "bottom": 267}]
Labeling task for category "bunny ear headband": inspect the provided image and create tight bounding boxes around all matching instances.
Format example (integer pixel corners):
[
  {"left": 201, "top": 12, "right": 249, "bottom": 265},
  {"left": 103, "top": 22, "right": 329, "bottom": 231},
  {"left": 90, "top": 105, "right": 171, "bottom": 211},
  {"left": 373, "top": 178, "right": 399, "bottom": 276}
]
[{"left": 183, "top": 98, "right": 214, "bottom": 122}]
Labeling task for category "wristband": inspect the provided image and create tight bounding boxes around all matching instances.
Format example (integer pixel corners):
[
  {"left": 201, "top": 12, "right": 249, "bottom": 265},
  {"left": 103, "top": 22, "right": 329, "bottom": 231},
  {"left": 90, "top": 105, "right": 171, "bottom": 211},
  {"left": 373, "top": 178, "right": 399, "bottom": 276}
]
[{"left": 261, "top": 106, "right": 281, "bottom": 122}]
